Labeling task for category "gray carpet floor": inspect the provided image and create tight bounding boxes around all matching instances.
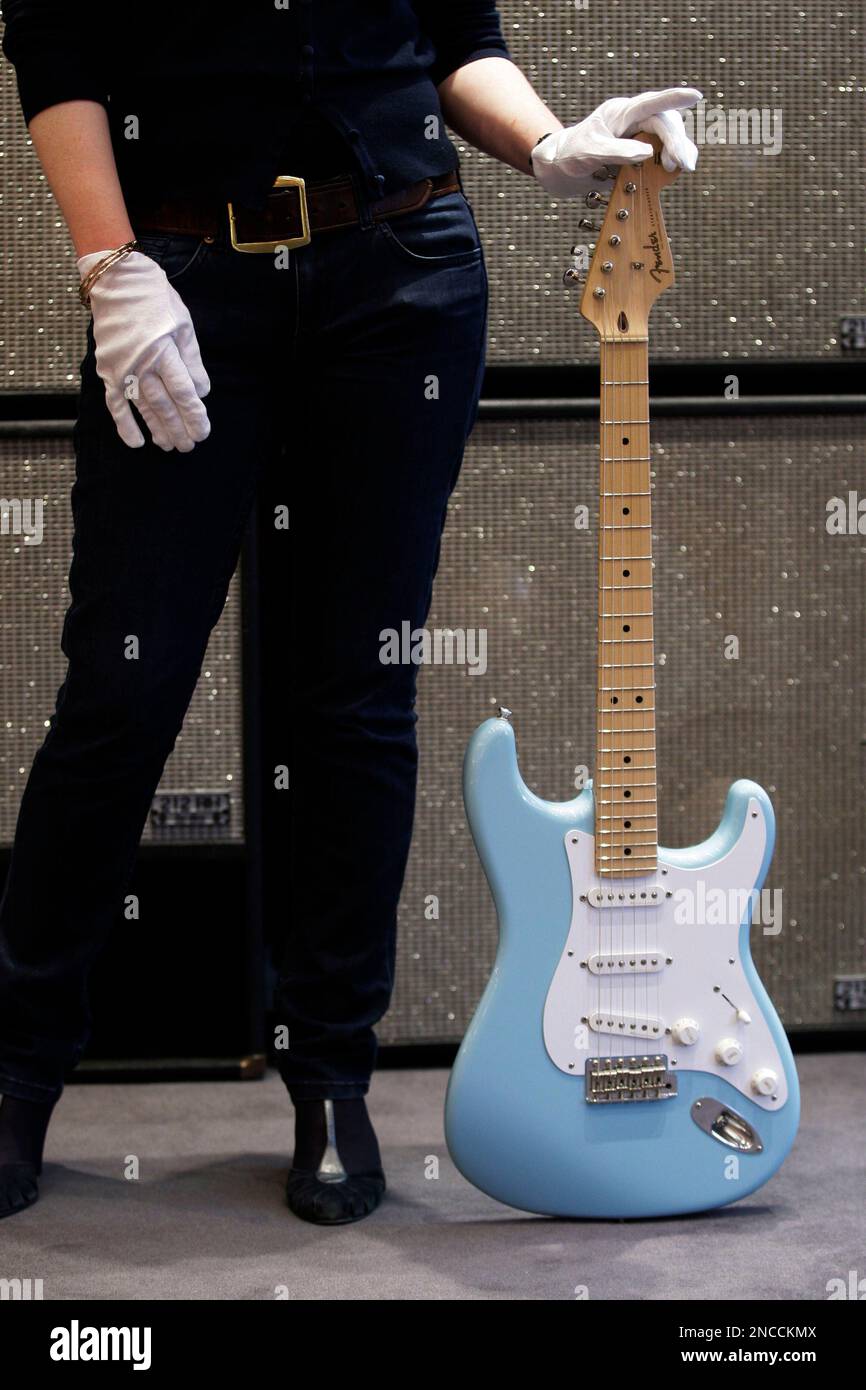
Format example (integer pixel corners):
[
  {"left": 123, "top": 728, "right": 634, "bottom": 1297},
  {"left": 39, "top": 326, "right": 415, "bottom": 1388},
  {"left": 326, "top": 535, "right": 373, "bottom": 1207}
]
[{"left": 1, "top": 1053, "right": 862, "bottom": 1300}]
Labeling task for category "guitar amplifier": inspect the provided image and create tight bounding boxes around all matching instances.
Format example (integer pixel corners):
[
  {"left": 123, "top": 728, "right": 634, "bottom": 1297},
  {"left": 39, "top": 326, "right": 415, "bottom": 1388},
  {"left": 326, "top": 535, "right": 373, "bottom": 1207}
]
[
  {"left": 386, "top": 409, "right": 866, "bottom": 1042},
  {"left": 0, "top": 434, "right": 246, "bottom": 847},
  {"left": 0, "top": 430, "right": 261, "bottom": 1075},
  {"left": 458, "top": 0, "right": 863, "bottom": 364},
  {"left": 2, "top": 0, "right": 863, "bottom": 385},
  {"left": 2, "top": 7, "right": 862, "bottom": 1058}
]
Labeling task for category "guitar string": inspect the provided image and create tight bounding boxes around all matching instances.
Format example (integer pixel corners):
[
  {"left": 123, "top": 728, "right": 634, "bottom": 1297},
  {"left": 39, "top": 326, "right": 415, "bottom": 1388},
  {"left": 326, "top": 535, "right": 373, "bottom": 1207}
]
[
  {"left": 639, "top": 157, "right": 651, "bottom": 1056},
  {"left": 617, "top": 332, "right": 625, "bottom": 1059},
  {"left": 600, "top": 263, "right": 661, "bottom": 1063},
  {"left": 633, "top": 165, "right": 645, "bottom": 1056}
]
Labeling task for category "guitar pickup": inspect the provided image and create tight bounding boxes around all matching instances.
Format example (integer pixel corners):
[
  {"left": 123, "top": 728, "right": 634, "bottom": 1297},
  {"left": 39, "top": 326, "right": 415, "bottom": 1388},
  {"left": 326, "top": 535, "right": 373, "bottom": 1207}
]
[
  {"left": 588, "top": 1010, "right": 664, "bottom": 1039},
  {"left": 587, "top": 952, "right": 666, "bottom": 975},
  {"left": 586, "top": 885, "right": 665, "bottom": 908}
]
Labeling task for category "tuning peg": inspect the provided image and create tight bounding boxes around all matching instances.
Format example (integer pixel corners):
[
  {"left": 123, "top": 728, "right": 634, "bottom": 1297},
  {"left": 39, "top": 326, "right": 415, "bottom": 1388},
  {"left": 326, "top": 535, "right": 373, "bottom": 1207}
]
[
  {"left": 592, "top": 165, "right": 618, "bottom": 181},
  {"left": 585, "top": 190, "right": 608, "bottom": 208},
  {"left": 563, "top": 267, "right": 587, "bottom": 286},
  {"left": 576, "top": 218, "right": 598, "bottom": 233}
]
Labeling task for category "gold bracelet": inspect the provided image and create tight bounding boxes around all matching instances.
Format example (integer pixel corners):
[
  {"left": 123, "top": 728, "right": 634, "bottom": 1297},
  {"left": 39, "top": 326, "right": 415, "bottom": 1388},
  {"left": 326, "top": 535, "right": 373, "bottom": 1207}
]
[{"left": 78, "top": 240, "right": 140, "bottom": 308}]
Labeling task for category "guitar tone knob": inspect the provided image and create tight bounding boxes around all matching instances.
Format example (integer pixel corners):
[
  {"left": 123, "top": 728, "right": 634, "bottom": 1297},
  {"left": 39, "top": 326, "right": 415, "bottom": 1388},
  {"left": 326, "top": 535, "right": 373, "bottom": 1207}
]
[
  {"left": 715, "top": 1038, "right": 744, "bottom": 1066},
  {"left": 671, "top": 1017, "right": 700, "bottom": 1046},
  {"left": 751, "top": 1068, "right": 779, "bottom": 1097}
]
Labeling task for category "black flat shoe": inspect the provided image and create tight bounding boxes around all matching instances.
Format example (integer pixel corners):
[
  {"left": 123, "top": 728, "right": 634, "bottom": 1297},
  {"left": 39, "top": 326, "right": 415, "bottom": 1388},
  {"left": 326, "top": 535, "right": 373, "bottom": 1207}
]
[
  {"left": 285, "top": 1167, "right": 386, "bottom": 1226},
  {"left": 286, "top": 1097, "right": 386, "bottom": 1226},
  {"left": 0, "top": 1161, "right": 40, "bottom": 1219}
]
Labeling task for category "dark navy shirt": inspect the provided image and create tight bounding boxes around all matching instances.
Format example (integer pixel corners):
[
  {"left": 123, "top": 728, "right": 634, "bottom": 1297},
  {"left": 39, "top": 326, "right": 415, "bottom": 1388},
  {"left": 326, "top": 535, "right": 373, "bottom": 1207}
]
[{"left": 1, "top": 0, "right": 513, "bottom": 207}]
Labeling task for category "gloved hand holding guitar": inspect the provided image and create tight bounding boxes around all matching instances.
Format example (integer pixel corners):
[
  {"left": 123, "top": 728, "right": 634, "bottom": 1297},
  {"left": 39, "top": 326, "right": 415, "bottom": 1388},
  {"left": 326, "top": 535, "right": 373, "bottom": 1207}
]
[
  {"left": 531, "top": 86, "right": 702, "bottom": 197},
  {"left": 76, "top": 249, "right": 211, "bottom": 454}
]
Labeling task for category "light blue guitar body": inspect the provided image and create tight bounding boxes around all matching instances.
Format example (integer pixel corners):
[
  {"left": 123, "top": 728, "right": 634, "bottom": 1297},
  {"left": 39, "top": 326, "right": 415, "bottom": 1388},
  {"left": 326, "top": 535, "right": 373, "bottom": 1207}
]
[{"left": 444, "top": 716, "right": 800, "bottom": 1219}]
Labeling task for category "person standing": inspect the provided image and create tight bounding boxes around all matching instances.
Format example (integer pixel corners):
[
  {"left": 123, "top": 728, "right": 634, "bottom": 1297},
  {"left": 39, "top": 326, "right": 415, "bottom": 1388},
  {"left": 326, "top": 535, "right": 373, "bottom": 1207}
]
[{"left": 0, "top": 0, "right": 699, "bottom": 1225}]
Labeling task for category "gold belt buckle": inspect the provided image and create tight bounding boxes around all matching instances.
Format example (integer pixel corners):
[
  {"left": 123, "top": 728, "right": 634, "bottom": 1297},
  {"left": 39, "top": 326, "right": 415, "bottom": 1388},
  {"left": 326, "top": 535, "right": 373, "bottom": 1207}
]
[{"left": 227, "top": 175, "right": 311, "bottom": 254}]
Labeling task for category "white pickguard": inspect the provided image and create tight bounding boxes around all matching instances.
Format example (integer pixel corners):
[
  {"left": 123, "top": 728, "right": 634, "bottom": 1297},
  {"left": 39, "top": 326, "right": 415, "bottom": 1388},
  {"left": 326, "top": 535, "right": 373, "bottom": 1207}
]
[{"left": 542, "top": 797, "right": 788, "bottom": 1110}]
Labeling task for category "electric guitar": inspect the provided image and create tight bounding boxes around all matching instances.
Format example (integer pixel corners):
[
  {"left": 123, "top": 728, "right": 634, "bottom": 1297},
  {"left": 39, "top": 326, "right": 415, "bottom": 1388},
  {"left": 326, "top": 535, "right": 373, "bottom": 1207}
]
[{"left": 444, "top": 135, "right": 799, "bottom": 1218}]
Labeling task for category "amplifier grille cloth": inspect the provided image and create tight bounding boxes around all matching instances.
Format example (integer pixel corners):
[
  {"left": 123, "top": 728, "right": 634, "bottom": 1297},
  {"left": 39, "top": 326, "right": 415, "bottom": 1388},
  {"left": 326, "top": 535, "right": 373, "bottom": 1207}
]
[
  {"left": 0, "top": 436, "right": 244, "bottom": 844},
  {"left": 386, "top": 413, "right": 866, "bottom": 1038},
  {"left": 1, "top": 0, "right": 862, "bottom": 383}
]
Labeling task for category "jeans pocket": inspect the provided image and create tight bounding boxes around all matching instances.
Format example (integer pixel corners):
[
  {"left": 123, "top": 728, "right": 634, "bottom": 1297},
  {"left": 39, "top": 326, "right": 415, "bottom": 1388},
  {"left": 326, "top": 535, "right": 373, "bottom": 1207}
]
[
  {"left": 134, "top": 232, "right": 213, "bottom": 285},
  {"left": 376, "top": 190, "right": 483, "bottom": 267}
]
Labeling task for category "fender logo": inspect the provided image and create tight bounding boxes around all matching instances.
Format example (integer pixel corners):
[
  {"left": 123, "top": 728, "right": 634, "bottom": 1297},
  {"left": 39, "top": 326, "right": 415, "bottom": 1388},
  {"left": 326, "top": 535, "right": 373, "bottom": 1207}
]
[{"left": 644, "top": 230, "right": 669, "bottom": 284}]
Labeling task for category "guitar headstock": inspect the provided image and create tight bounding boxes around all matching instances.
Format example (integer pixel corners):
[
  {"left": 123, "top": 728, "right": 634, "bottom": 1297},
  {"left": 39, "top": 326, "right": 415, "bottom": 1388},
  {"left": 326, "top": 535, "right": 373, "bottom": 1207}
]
[{"left": 573, "top": 132, "right": 680, "bottom": 341}]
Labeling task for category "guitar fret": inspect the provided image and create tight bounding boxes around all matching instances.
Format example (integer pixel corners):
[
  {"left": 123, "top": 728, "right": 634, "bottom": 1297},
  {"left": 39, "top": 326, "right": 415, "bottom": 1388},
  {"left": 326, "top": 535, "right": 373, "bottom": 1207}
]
[
  {"left": 600, "top": 850, "right": 661, "bottom": 861},
  {"left": 597, "top": 796, "right": 657, "bottom": 805},
  {"left": 596, "top": 340, "right": 657, "bottom": 878},
  {"left": 598, "top": 838, "right": 657, "bottom": 847}
]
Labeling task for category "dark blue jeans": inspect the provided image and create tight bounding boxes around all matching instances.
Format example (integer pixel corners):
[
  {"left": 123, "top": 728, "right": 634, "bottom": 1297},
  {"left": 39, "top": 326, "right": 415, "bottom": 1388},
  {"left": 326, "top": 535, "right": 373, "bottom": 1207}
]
[{"left": 0, "top": 182, "right": 488, "bottom": 1104}]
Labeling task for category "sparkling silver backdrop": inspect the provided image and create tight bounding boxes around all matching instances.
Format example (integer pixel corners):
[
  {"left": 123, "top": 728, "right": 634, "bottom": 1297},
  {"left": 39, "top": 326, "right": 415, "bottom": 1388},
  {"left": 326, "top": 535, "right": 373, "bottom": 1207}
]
[{"left": 388, "top": 413, "right": 866, "bottom": 1039}]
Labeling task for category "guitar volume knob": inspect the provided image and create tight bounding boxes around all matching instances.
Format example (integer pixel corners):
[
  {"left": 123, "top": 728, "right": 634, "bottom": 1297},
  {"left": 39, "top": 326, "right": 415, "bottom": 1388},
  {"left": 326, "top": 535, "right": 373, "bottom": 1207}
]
[
  {"left": 715, "top": 1038, "right": 744, "bottom": 1066},
  {"left": 751, "top": 1067, "right": 779, "bottom": 1097},
  {"left": 671, "top": 1017, "right": 700, "bottom": 1046}
]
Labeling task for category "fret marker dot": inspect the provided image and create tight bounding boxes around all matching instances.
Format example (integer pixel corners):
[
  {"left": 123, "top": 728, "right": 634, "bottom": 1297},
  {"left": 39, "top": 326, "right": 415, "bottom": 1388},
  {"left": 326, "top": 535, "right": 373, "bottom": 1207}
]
[{"left": 623, "top": 624, "right": 630, "bottom": 632}]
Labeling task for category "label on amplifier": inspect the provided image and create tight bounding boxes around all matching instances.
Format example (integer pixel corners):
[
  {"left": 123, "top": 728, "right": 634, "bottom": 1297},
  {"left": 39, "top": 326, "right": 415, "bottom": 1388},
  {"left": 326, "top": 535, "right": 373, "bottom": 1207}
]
[
  {"left": 833, "top": 975, "right": 866, "bottom": 1012},
  {"left": 839, "top": 316, "right": 866, "bottom": 351},
  {"left": 150, "top": 791, "right": 232, "bottom": 838}
]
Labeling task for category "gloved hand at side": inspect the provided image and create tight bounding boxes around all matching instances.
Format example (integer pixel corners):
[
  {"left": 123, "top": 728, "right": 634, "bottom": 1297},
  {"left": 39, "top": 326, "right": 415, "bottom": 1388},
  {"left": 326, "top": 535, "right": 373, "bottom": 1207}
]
[
  {"left": 531, "top": 86, "right": 702, "bottom": 198},
  {"left": 76, "top": 249, "right": 211, "bottom": 453}
]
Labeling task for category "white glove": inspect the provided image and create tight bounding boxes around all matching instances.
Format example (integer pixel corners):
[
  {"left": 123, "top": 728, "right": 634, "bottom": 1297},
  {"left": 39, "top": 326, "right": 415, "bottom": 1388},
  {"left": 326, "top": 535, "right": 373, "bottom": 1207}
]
[
  {"left": 77, "top": 249, "right": 211, "bottom": 453},
  {"left": 531, "top": 86, "right": 702, "bottom": 199}
]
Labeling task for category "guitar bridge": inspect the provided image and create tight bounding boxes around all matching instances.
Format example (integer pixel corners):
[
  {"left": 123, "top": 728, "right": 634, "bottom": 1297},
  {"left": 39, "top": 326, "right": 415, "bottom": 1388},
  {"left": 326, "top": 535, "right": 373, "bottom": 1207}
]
[{"left": 585, "top": 1054, "right": 678, "bottom": 1103}]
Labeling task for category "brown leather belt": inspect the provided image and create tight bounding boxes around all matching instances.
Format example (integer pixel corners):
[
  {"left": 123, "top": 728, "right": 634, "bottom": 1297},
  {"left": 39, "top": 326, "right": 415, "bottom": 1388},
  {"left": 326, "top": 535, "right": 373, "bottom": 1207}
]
[{"left": 126, "top": 168, "right": 462, "bottom": 254}]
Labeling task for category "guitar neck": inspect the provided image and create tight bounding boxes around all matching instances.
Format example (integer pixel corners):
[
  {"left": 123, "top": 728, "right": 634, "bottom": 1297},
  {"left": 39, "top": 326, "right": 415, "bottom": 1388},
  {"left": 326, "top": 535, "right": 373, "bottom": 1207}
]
[{"left": 595, "top": 338, "right": 658, "bottom": 877}]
